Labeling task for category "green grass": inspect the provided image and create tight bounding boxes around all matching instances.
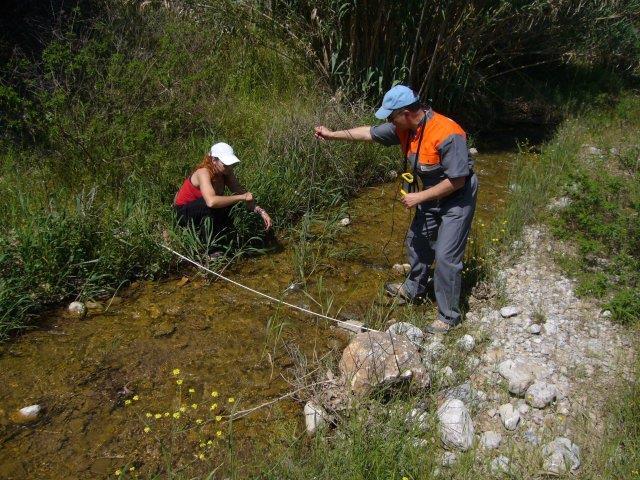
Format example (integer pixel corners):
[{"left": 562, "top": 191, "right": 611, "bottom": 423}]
[{"left": 0, "top": 2, "right": 395, "bottom": 339}]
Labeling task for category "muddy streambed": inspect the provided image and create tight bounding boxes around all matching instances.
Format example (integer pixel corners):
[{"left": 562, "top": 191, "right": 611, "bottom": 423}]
[{"left": 0, "top": 151, "right": 514, "bottom": 479}]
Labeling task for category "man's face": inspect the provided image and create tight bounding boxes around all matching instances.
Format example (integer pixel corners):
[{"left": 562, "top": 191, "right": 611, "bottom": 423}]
[{"left": 388, "top": 108, "right": 410, "bottom": 129}]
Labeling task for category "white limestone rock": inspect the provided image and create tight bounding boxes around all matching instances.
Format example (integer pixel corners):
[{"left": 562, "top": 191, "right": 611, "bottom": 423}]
[
  {"left": 437, "top": 399, "right": 474, "bottom": 451},
  {"left": 525, "top": 381, "right": 557, "bottom": 409},
  {"left": 543, "top": 437, "right": 581, "bottom": 474},
  {"left": 339, "top": 217, "right": 351, "bottom": 227},
  {"left": 68, "top": 301, "right": 87, "bottom": 317},
  {"left": 386, "top": 322, "right": 424, "bottom": 345},
  {"left": 498, "top": 359, "right": 535, "bottom": 396},
  {"left": 457, "top": 334, "right": 475, "bottom": 352},
  {"left": 529, "top": 323, "right": 542, "bottom": 335},
  {"left": 391, "top": 263, "right": 411, "bottom": 275},
  {"left": 498, "top": 403, "right": 521, "bottom": 431},
  {"left": 500, "top": 306, "right": 521, "bottom": 318},
  {"left": 480, "top": 431, "right": 502, "bottom": 450},
  {"left": 303, "top": 402, "right": 329, "bottom": 435},
  {"left": 491, "top": 455, "right": 510, "bottom": 475},
  {"left": 442, "top": 451, "right": 458, "bottom": 467}
]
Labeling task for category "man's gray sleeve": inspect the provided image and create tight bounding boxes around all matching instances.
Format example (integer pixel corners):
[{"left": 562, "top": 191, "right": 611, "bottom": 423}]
[
  {"left": 370, "top": 123, "right": 400, "bottom": 146},
  {"left": 438, "top": 134, "right": 470, "bottom": 179}
]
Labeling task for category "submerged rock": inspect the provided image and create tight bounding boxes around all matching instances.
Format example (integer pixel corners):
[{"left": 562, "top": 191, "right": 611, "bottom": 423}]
[
  {"left": 11, "top": 404, "right": 42, "bottom": 424},
  {"left": 437, "top": 399, "right": 474, "bottom": 451},
  {"left": 339, "top": 331, "right": 429, "bottom": 395},
  {"left": 68, "top": 301, "right": 86, "bottom": 317},
  {"left": 152, "top": 321, "right": 176, "bottom": 338}
]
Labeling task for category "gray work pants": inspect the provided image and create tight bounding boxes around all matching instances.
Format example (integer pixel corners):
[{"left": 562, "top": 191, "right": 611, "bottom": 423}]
[{"left": 403, "top": 173, "right": 478, "bottom": 325}]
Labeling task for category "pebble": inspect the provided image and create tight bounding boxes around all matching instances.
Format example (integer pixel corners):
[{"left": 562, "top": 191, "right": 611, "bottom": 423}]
[
  {"left": 491, "top": 455, "right": 510, "bottom": 475},
  {"left": 542, "top": 437, "right": 581, "bottom": 474},
  {"left": 498, "top": 359, "right": 534, "bottom": 396},
  {"left": 480, "top": 430, "right": 502, "bottom": 450},
  {"left": 525, "top": 381, "right": 557, "bottom": 408},
  {"left": 457, "top": 334, "right": 475, "bottom": 352},
  {"left": 67, "top": 301, "right": 86, "bottom": 317},
  {"left": 523, "top": 428, "right": 540, "bottom": 445},
  {"left": 304, "top": 402, "right": 329, "bottom": 435},
  {"left": 387, "top": 322, "right": 424, "bottom": 344},
  {"left": 441, "top": 451, "right": 458, "bottom": 467},
  {"left": 437, "top": 399, "right": 474, "bottom": 451},
  {"left": 339, "top": 217, "right": 351, "bottom": 227},
  {"left": 529, "top": 324, "right": 541, "bottom": 335},
  {"left": 498, "top": 403, "right": 521, "bottom": 431},
  {"left": 500, "top": 306, "right": 521, "bottom": 318},
  {"left": 391, "top": 263, "right": 411, "bottom": 275},
  {"left": 11, "top": 404, "right": 42, "bottom": 424}
]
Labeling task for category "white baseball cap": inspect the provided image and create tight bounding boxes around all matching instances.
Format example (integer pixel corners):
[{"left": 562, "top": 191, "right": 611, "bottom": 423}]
[{"left": 210, "top": 142, "right": 240, "bottom": 166}]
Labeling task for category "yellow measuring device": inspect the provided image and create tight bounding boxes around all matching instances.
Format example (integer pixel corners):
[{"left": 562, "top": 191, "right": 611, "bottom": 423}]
[{"left": 399, "top": 172, "right": 414, "bottom": 196}]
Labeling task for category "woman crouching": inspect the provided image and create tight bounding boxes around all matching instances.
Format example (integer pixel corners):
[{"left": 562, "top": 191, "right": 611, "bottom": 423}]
[{"left": 173, "top": 142, "right": 272, "bottom": 243}]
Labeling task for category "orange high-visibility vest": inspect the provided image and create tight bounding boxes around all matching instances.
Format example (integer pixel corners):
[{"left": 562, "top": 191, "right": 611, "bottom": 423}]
[{"left": 397, "top": 111, "right": 466, "bottom": 166}]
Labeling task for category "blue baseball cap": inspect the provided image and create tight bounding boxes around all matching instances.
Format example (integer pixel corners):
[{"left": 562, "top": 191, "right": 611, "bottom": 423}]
[{"left": 374, "top": 85, "right": 420, "bottom": 120}]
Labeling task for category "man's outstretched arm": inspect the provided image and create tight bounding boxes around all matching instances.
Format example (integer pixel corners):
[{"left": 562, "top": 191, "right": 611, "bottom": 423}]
[{"left": 314, "top": 125, "right": 373, "bottom": 141}]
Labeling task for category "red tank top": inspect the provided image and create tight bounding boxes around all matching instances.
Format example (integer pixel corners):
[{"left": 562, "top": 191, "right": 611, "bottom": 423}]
[{"left": 174, "top": 176, "right": 202, "bottom": 206}]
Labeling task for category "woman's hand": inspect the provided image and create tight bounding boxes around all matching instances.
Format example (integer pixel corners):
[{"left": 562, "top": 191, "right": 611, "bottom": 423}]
[
  {"left": 255, "top": 206, "right": 272, "bottom": 230},
  {"left": 243, "top": 192, "right": 254, "bottom": 204}
]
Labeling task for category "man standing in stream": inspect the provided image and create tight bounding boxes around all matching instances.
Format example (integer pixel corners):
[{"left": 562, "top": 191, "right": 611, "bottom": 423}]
[{"left": 314, "top": 85, "right": 477, "bottom": 334}]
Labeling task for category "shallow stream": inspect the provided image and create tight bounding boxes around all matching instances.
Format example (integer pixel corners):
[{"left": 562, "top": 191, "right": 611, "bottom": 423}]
[{"left": 0, "top": 150, "right": 514, "bottom": 479}]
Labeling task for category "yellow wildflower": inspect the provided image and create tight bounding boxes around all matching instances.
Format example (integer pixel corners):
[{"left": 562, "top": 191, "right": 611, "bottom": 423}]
[
  {"left": 133, "top": 395, "right": 139, "bottom": 401},
  {"left": 164, "top": 412, "right": 170, "bottom": 417},
  {"left": 227, "top": 397, "right": 235, "bottom": 404},
  {"left": 191, "top": 403, "right": 198, "bottom": 409},
  {"left": 115, "top": 469, "right": 122, "bottom": 476},
  {"left": 129, "top": 466, "right": 135, "bottom": 472},
  {"left": 145, "top": 412, "right": 152, "bottom": 418},
  {"left": 188, "top": 388, "right": 195, "bottom": 394},
  {"left": 211, "top": 390, "right": 219, "bottom": 398},
  {"left": 216, "top": 430, "right": 222, "bottom": 437},
  {"left": 210, "top": 403, "right": 218, "bottom": 411},
  {"left": 198, "top": 453, "right": 205, "bottom": 460},
  {"left": 196, "top": 418, "right": 203, "bottom": 425},
  {"left": 144, "top": 426, "right": 151, "bottom": 433},
  {"left": 199, "top": 442, "right": 206, "bottom": 448},
  {"left": 124, "top": 399, "right": 132, "bottom": 406},
  {"left": 176, "top": 379, "right": 183, "bottom": 385},
  {"left": 173, "top": 412, "right": 180, "bottom": 419},
  {"left": 215, "top": 415, "right": 222, "bottom": 422},
  {"left": 180, "top": 406, "right": 187, "bottom": 413},
  {"left": 172, "top": 368, "right": 180, "bottom": 376},
  {"left": 207, "top": 440, "right": 213, "bottom": 445},
  {"left": 154, "top": 413, "right": 162, "bottom": 419}
]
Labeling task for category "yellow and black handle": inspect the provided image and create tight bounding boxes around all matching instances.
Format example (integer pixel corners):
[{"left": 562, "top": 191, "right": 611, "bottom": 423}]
[{"left": 399, "top": 172, "right": 414, "bottom": 196}]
